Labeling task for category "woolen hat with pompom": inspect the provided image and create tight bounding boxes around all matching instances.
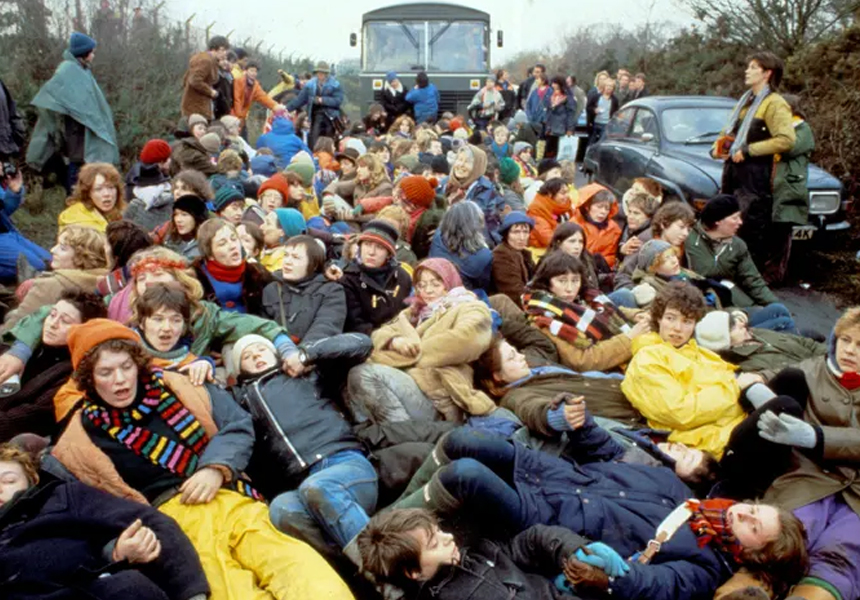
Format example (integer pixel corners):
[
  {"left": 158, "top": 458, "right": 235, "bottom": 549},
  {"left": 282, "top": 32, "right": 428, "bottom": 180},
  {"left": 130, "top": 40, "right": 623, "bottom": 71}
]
[{"left": 400, "top": 175, "right": 438, "bottom": 208}]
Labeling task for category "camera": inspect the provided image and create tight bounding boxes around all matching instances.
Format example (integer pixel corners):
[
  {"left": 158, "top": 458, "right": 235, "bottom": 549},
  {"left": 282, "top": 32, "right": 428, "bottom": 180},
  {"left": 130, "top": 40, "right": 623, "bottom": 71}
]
[{"left": 2, "top": 161, "right": 17, "bottom": 179}]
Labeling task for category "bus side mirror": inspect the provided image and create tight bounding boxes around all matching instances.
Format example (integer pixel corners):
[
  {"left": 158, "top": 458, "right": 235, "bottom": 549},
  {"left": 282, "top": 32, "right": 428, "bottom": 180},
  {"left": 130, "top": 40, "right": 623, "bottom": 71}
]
[
  {"left": 349, "top": 33, "right": 357, "bottom": 47},
  {"left": 497, "top": 30, "right": 504, "bottom": 47}
]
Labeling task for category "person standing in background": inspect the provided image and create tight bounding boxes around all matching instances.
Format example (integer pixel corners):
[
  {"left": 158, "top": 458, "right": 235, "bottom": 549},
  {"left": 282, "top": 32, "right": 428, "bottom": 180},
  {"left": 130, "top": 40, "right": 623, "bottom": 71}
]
[
  {"left": 181, "top": 35, "right": 230, "bottom": 121},
  {"left": 27, "top": 32, "right": 119, "bottom": 193}
]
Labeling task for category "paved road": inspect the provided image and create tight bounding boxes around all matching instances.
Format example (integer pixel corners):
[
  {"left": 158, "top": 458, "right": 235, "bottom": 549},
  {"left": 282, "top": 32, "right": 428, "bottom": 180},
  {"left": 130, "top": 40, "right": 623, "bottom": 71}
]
[
  {"left": 773, "top": 286, "right": 841, "bottom": 337},
  {"left": 570, "top": 163, "right": 842, "bottom": 335}
]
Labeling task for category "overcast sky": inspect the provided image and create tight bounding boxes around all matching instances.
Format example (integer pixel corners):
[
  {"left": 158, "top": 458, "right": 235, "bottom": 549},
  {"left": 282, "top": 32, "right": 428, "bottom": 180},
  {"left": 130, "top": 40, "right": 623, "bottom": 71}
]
[{"left": 163, "top": 0, "right": 695, "bottom": 65}]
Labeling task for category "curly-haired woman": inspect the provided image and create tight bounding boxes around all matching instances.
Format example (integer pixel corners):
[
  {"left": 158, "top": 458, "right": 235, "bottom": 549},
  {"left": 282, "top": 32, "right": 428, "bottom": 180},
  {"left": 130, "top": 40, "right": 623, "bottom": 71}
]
[
  {"left": 3, "top": 226, "right": 109, "bottom": 330},
  {"left": 58, "top": 163, "right": 126, "bottom": 233}
]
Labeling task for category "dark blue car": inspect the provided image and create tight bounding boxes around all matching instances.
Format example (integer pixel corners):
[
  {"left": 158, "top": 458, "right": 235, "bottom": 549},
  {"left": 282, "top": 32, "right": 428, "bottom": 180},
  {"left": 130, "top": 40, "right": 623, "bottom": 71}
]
[{"left": 583, "top": 96, "right": 850, "bottom": 241}]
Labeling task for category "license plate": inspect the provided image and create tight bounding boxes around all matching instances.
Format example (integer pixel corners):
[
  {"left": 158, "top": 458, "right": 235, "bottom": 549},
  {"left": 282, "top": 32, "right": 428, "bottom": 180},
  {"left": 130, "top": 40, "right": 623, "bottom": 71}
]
[{"left": 792, "top": 226, "right": 815, "bottom": 241}]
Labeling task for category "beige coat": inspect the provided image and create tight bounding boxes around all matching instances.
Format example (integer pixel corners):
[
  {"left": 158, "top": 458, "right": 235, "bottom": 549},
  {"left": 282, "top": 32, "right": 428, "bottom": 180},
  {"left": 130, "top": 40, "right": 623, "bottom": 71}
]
[
  {"left": 371, "top": 301, "right": 496, "bottom": 420},
  {"left": 765, "top": 356, "right": 860, "bottom": 515},
  {"left": 3, "top": 268, "right": 108, "bottom": 331}
]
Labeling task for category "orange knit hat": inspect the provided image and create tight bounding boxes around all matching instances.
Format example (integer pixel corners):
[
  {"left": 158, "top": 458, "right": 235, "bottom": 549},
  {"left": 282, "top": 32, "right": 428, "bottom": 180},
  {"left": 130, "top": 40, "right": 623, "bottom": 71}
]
[
  {"left": 400, "top": 175, "right": 438, "bottom": 209},
  {"left": 257, "top": 173, "right": 291, "bottom": 202},
  {"left": 67, "top": 319, "right": 142, "bottom": 370}
]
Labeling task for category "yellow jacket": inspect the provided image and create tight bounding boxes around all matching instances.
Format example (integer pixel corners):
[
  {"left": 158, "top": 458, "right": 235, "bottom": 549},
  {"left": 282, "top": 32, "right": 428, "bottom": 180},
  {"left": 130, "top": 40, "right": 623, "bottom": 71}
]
[
  {"left": 259, "top": 246, "right": 286, "bottom": 273},
  {"left": 621, "top": 332, "right": 743, "bottom": 458},
  {"left": 299, "top": 189, "right": 321, "bottom": 221},
  {"left": 58, "top": 202, "right": 109, "bottom": 233}
]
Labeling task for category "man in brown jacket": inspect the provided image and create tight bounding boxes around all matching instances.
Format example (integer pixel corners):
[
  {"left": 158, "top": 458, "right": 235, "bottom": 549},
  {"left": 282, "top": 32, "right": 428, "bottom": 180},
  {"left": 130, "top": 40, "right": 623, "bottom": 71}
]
[{"left": 181, "top": 35, "right": 230, "bottom": 120}]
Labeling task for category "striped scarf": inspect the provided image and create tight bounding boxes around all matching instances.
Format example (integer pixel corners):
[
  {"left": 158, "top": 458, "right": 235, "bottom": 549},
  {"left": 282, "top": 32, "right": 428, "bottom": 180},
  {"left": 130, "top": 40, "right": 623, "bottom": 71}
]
[
  {"left": 686, "top": 499, "right": 743, "bottom": 561},
  {"left": 523, "top": 289, "right": 630, "bottom": 350},
  {"left": 82, "top": 368, "right": 263, "bottom": 501}
]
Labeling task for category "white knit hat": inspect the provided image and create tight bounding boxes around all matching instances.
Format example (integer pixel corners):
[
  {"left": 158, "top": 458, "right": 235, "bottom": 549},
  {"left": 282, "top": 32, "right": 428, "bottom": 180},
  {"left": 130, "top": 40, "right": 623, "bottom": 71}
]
[
  {"left": 231, "top": 334, "right": 278, "bottom": 375},
  {"left": 695, "top": 311, "right": 731, "bottom": 351}
]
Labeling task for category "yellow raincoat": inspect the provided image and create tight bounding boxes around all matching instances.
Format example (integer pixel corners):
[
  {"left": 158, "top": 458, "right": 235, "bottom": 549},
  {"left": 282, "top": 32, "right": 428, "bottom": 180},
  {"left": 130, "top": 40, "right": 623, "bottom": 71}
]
[
  {"left": 621, "top": 332, "right": 744, "bottom": 458},
  {"left": 57, "top": 201, "right": 109, "bottom": 232}
]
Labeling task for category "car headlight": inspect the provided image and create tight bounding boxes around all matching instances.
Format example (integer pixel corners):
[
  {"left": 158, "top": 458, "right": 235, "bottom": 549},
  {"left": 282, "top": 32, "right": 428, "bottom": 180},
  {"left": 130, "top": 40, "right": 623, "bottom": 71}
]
[{"left": 809, "top": 191, "right": 840, "bottom": 215}]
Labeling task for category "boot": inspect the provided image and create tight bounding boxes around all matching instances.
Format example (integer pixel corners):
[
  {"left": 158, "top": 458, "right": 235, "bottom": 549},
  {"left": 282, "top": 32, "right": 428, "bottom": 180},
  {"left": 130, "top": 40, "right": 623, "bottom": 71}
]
[
  {"left": 393, "top": 431, "right": 453, "bottom": 504},
  {"left": 392, "top": 470, "right": 461, "bottom": 514}
]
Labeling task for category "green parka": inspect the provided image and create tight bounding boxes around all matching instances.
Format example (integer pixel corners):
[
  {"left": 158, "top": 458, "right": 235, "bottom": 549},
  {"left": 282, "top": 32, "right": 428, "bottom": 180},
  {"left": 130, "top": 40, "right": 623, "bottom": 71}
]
[
  {"left": 772, "top": 119, "right": 815, "bottom": 224},
  {"left": 684, "top": 223, "right": 778, "bottom": 308},
  {"left": 721, "top": 327, "right": 826, "bottom": 378}
]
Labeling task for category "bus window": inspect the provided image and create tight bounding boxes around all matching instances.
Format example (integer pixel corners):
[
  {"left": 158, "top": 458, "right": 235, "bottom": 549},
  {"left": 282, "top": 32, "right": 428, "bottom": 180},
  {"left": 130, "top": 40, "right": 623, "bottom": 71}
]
[
  {"left": 363, "top": 21, "right": 426, "bottom": 72},
  {"left": 427, "top": 21, "right": 487, "bottom": 72}
]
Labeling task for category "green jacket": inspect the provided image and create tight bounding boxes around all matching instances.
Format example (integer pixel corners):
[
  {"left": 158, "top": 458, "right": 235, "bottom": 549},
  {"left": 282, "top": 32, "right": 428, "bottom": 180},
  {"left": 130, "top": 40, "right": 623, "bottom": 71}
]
[
  {"left": 26, "top": 50, "right": 119, "bottom": 170},
  {"left": 10, "top": 301, "right": 287, "bottom": 357},
  {"left": 772, "top": 119, "right": 814, "bottom": 225},
  {"left": 500, "top": 370, "right": 642, "bottom": 438},
  {"left": 721, "top": 328, "right": 826, "bottom": 378},
  {"left": 684, "top": 223, "right": 778, "bottom": 308}
]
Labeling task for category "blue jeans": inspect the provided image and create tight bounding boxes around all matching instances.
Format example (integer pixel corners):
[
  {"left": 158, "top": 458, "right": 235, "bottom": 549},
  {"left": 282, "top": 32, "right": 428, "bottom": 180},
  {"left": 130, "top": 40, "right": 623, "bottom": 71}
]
[
  {"left": 0, "top": 232, "right": 51, "bottom": 281},
  {"left": 437, "top": 428, "right": 525, "bottom": 529},
  {"left": 747, "top": 302, "right": 798, "bottom": 335},
  {"left": 269, "top": 450, "right": 378, "bottom": 551}
]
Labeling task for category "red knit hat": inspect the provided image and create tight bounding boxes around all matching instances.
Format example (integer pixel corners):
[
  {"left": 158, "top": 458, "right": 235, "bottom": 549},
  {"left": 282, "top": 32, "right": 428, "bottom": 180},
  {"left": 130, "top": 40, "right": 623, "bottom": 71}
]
[
  {"left": 400, "top": 175, "right": 438, "bottom": 209},
  {"left": 450, "top": 116, "right": 465, "bottom": 132},
  {"left": 258, "top": 173, "right": 291, "bottom": 202},
  {"left": 139, "top": 139, "right": 172, "bottom": 165},
  {"left": 358, "top": 220, "right": 398, "bottom": 256},
  {"left": 67, "top": 319, "right": 142, "bottom": 370}
]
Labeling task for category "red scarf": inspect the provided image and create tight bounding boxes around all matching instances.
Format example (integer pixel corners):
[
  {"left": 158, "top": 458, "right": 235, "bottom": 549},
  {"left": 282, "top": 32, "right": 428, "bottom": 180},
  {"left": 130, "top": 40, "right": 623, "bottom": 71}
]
[
  {"left": 205, "top": 259, "right": 247, "bottom": 283},
  {"left": 839, "top": 372, "right": 860, "bottom": 390},
  {"left": 686, "top": 499, "right": 743, "bottom": 561}
]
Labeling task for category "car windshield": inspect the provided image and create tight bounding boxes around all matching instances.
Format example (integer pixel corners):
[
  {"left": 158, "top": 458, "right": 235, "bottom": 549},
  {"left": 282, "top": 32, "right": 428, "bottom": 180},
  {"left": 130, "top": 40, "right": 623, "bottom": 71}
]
[
  {"left": 363, "top": 21, "right": 487, "bottom": 72},
  {"left": 661, "top": 107, "right": 733, "bottom": 143}
]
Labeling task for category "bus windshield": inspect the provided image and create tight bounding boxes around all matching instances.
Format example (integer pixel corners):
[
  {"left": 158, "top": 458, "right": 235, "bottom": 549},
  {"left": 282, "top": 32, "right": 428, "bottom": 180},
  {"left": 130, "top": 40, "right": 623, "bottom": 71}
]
[{"left": 363, "top": 20, "right": 487, "bottom": 73}]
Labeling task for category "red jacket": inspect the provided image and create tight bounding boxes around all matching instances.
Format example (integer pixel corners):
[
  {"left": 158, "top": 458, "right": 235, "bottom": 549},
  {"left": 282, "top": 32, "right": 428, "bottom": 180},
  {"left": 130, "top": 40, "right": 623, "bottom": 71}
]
[{"left": 572, "top": 183, "right": 622, "bottom": 268}]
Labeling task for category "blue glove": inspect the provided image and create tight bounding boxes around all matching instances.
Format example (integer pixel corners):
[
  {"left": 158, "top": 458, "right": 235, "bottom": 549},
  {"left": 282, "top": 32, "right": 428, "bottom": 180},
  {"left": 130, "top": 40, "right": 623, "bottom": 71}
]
[
  {"left": 575, "top": 542, "right": 630, "bottom": 578},
  {"left": 554, "top": 573, "right": 575, "bottom": 595}
]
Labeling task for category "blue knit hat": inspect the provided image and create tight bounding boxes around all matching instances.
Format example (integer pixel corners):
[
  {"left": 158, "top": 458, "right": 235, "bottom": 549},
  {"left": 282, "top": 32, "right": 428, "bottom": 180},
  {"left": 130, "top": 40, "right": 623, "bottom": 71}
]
[
  {"left": 499, "top": 211, "right": 535, "bottom": 237},
  {"left": 250, "top": 155, "right": 277, "bottom": 178},
  {"left": 69, "top": 32, "right": 97, "bottom": 58},
  {"left": 274, "top": 208, "right": 306, "bottom": 239},
  {"left": 386, "top": 71, "right": 398, "bottom": 83},
  {"left": 213, "top": 185, "right": 245, "bottom": 213}
]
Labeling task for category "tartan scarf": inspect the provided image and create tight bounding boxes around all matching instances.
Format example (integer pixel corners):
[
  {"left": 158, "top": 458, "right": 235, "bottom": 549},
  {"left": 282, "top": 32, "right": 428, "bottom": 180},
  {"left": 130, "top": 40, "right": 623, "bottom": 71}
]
[
  {"left": 522, "top": 289, "right": 630, "bottom": 350},
  {"left": 686, "top": 499, "right": 743, "bottom": 561},
  {"left": 81, "top": 368, "right": 263, "bottom": 501}
]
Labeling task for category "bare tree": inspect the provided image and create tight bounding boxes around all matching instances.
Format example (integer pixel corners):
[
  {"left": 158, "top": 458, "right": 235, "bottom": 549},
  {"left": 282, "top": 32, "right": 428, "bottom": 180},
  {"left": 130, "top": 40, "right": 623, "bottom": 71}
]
[{"left": 681, "top": 0, "right": 860, "bottom": 54}]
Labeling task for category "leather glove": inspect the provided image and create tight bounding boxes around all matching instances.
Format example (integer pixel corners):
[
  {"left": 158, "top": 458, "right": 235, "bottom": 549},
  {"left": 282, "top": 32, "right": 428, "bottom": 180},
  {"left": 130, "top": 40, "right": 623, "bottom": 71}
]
[
  {"left": 757, "top": 411, "right": 817, "bottom": 448},
  {"left": 574, "top": 542, "right": 630, "bottom": 578},
  {"left": 563, "top": 556, "right": 610, "bottom": 594}
]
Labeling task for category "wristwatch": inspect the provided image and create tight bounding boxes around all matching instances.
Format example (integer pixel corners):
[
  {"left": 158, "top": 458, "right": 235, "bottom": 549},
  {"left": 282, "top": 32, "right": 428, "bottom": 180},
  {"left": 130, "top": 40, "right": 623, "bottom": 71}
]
[{"left": 298, "top": 349, "right": 309, "bottom": 366}]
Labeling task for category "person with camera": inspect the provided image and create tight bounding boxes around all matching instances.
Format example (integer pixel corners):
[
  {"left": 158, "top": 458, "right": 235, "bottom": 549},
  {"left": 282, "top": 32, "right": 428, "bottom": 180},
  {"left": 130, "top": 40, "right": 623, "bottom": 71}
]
[{"left": 0, "top": 163, "right": 52, "bottom": 284}]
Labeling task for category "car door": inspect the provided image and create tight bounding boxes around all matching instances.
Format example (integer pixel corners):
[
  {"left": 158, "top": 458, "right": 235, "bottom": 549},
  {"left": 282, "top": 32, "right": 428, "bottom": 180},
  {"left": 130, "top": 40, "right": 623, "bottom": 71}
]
[
  {"left": 614, "top": 108, "right": 661, "bottom": 193},
  {"left": 595, "top": 107, "right": 636, "bottom": 194}
]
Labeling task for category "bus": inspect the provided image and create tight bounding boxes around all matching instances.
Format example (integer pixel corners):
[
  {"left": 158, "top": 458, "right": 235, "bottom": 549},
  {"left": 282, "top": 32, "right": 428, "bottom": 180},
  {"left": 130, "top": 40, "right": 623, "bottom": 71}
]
[{"left": 350, "top": 2, "right": 502, "bottom": 116}]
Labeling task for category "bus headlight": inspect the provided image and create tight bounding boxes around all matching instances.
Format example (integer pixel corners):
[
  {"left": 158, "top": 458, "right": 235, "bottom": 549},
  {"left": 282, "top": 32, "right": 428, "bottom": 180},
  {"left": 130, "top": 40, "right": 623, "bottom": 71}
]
[{"left": 809, "top": 191, "right": 840, "bottom": 215}]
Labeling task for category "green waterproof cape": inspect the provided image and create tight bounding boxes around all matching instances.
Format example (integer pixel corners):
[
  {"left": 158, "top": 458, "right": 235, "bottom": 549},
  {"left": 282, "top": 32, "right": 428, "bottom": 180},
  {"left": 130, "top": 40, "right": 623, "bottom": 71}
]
[{"left": 26, "top": 50, "right": 119, "bottom": 170}]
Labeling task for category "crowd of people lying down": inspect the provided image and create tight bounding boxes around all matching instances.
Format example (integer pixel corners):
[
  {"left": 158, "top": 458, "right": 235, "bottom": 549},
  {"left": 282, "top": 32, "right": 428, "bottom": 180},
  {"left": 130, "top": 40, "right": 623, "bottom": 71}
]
[{"left": 0, "top": 34, "right": 854, "bottom": 600}]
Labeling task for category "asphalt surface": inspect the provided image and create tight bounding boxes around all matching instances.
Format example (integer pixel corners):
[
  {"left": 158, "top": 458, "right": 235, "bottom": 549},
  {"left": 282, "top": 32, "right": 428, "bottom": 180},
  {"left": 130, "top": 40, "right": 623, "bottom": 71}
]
[{"left": 571, "top": 164, "right": 842, "bottom": 335}]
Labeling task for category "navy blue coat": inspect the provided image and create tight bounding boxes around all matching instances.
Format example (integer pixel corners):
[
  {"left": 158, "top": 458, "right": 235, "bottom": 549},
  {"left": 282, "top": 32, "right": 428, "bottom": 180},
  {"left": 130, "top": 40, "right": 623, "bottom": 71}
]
[
  {"left": 0, "top": 478, "right": 208, "bottom": 600},
  {"left": 525, "top": 86, "right": 551, "bottom": 127},
  {"left": 545, "top": 93, "right": 577, "bottom": 137},
  {"left": 511, "top": 427, "right": 730, "bottom": 600},
  {"left": 429, "top": 229, "right": 493, "bottom": 292}
]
